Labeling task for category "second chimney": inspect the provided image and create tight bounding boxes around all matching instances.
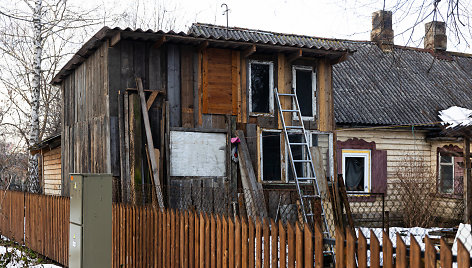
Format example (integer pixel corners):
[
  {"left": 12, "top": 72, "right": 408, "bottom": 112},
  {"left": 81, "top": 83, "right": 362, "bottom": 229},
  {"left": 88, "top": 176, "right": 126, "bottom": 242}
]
[
  {"left": 424, "top": 21, "right": 447, "bottom": 51},
  {"left": 371, "top": 10, "right": 394, "bottom": 51}
]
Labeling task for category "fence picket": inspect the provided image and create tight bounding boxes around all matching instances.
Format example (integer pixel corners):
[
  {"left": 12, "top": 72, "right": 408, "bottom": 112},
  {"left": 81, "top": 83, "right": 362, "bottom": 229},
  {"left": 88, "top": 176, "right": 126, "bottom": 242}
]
[
  {"left": 382, "top": 230, "right": 393, "bottom": 268},
  {"left": 396, "top": 233, "right": 407, "bottom": 268},
  {"left": 271, "top": 219, "right": 278, "bottom": 268},
  {"left": 287, "top": 222, "right": 295, "bottom": 268},
  {"left": 228, "top": 217, "right": 235, "bottom": 268},
  {"left": 346, "top": 228, "right": 356, "bottom": 268},
  {"left": 248, "top": 217, "right": 255, "bottom": 268},
  {"left": 440, "top": 238, "right": 452, "bottom": 268},
  {"left": 204, "top": 214, "right": 210, "bottom": 268},
  {"left": 222, "top": 216, "right": 228, "bottom": 268},
  {"left": 335, "top": 227, "right": 345, "bottom": 268},
  {"left": 279, "top": 221, "right": 287, "bottom": 268},
  {"left": 295, "top": 223, "right": 303, "bottom": 268},
  {"left": 457, "top": 239, "right": 470, "bottom": 268},
  {"left": 425, "top": 236, "right": 436, "bottom": 268},
  {"left": 304, "top": 224, "right": 313, "bottom": 268},
  {"left": 314, "top": 222, "right": 323, "bottom": 268},
  {"left": 189, "top": 212, "right": 195, "bottom": 268},
  {"left": 357, "top": 230, "right": 367, "bottom": 268},
  {"left": 410, "top": 235, "right": 420, "bottom": 268},
  {"left": 263, "top": 219, "right": 270, "bottom": 268},
  {"left": 211, "top": 215, "right": 217, "bottom": 268},
  {"left": 235, "top": 217, "right": 241, "bottom": 268},
  {"left": 241, "top": 218, "right": 248, "bottom": 268},
  {"left": 255, "top": 217, "right": 262, "bottom": 268},
  {"left": 370, "top": 230, "right": 380, "bottom": 268}
]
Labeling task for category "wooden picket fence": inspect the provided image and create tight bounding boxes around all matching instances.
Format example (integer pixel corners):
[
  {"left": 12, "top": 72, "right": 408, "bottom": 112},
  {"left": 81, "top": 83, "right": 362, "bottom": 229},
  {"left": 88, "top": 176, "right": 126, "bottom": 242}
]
[{"left": 0, "top": 190, "right": 471, "bottom": 267}]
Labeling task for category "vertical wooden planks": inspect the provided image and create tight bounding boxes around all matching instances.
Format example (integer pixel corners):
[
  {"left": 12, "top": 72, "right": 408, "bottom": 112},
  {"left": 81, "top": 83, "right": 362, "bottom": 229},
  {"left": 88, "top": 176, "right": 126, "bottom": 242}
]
[
  {"left": 440, "top": 238, "right": 452, "bottom": 268},
  {"left": 410, "top": 235, "right": 421, "bottom": 268},
  {"left": 370, "top": 231, "right": 380, "bottom": 268},
  {"left": 211, "top": 215, "right": 216, "bottom": 268},
  {"left": 279, "top": 221, "right": 287, "bottom": 268},
  {"left": 228, "top": 217, "right": 235, "bottom": 268},
  {"left": 425, "top": 236, "right": 436, "bottom": 268},
  {"left": 255, "top": 218, "right": 262, "bottom": 268},
  {"left": 314, "top": 222, "right": 323, "bottom": 268},
  {"left": 271, "top": 219, "right": 279, "bottom": 268},
  {"left": 189, "top": 212, "right": 195, "bottom": 268},
  {"left": 357, "top": 230, "right": 367, "bottom": 268},
  {"left": 205, "top": 214, "right": 210, "bottom": 268},
  {"left": 181, "top": 47, "right": 195, "bottom": 128},
  {"left": 335, "top": 227, "right": 345, "bottom": 268},
  {"left": 396, "top": 233, "right": 407, "bottom": 268},
  {"left": 295, "top": 223, "right": 303, "bottom": 268},
  {"left": 241, "top": 218, "right": 248, "bottom": 268},
  {"left": 263, "top": 219, "right": 270, "bottom": 268},
  {"left": 457, "top": 240, "right": 470, "bottom": 268},
  {"left": 304, "top": 224, "right": 313, "bottom": 268},
  {"left": 235, "top": 217, "right": 242, "bottom": 268},
  {"left": 287, "top": 222, "right": 295, "bottom": 268},
  {"left": 167, "top": 44, "right": 182, "bottom": 127},
  {"left": 248, "top": 217, "right": 255, "bottom": 268},
  {"left": 346, "top": 228, "right": 356, "bottom": 268}
]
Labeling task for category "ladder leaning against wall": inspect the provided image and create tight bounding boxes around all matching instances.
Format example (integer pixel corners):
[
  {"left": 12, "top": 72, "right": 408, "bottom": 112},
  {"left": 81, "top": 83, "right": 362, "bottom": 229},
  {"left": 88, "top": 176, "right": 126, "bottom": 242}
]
[{"left": 274, "top": 87, "right": 334, "bottom": 255}]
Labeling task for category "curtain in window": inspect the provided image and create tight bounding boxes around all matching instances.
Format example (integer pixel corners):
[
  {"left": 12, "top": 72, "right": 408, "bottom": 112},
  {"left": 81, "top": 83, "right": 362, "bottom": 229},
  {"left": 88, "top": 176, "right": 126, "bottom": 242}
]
[{"left": 345, "top": 157, "right": 364, "bottom": 191}]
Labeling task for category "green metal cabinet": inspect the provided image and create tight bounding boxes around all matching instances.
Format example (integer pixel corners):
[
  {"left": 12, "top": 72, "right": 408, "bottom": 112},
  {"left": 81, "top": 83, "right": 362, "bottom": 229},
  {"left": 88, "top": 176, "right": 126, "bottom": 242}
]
[{"left": 69, "top": 174, "right": 112, "bottom": 268}]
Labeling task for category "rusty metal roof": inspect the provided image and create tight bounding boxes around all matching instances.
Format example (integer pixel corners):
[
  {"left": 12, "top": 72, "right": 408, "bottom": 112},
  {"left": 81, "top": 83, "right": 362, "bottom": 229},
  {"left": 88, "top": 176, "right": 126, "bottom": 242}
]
[{"left": 333, "top": 41, "right": 472, "bottom": 127}]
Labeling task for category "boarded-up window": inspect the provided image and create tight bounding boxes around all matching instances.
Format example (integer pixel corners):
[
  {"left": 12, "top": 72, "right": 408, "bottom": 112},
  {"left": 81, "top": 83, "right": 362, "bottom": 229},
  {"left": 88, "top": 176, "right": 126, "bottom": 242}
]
[
  {"left": 170, "top": 131, "right": 226, "bottom": 177},
  {"left": 202, "top": 48, "right": 238, "bottom": 115},
  {"left": 249, "top": 61, "right": 274, "bottom": 114}
]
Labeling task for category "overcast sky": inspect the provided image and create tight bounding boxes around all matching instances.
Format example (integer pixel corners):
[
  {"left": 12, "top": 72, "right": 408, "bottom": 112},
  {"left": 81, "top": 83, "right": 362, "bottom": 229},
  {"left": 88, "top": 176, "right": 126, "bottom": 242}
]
[{"left": 96, "top": 0, "right": 472, "bottom": 53}]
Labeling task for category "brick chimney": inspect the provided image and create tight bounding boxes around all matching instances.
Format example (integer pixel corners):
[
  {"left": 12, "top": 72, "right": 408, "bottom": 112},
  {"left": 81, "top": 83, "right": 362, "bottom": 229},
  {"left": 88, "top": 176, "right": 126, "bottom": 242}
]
[
  {"left": 424, "top": 21, "right": 447, "bottom": 51},
  {"left": 371, "top": 10, "right": 394, "bottom": 51}
]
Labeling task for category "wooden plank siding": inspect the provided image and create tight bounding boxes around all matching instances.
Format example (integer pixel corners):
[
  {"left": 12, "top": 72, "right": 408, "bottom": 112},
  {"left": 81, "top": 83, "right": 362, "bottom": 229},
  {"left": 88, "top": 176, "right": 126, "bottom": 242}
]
[{"left": 42, "top": 147, "right": 62, "bottom": 195}]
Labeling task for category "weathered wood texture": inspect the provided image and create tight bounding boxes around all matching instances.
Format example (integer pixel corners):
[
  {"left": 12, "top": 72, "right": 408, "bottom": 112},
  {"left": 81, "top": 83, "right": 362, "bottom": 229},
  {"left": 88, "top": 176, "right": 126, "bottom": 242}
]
[
  {"left": 317, "top": 59, "right": 334, "bottom": 131},
  {"left": 202, "top": 48, "right": 239, "bottom": 115},
  {"left": 42, "top": 147, "right": 62, "bottom": 195}
]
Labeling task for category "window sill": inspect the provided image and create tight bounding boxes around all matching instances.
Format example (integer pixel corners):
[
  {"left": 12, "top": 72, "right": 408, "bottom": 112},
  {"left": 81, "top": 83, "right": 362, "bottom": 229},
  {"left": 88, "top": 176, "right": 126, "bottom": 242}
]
[
  {"left": 435, "top": 192, "right": 463, "bottom": 200},
  {"left": 250, "top": 113, "right": 274, "bottom": 117}
]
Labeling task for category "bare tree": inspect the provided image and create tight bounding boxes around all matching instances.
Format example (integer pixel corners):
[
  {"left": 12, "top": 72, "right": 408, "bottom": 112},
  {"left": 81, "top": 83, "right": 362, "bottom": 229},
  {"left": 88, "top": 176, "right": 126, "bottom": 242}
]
[{"left": 0, "top": 0, "right": 102, "bottom": 192}]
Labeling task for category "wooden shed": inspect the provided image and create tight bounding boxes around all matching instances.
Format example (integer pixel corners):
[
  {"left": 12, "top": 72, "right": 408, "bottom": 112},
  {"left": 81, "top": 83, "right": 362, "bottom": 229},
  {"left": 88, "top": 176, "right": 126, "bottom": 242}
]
[
  {"left": 29, "top": 134, "right": 62, "bottom": 195},
  {"left": 51, "top": 24, "right": 351, "bottom": 216}
]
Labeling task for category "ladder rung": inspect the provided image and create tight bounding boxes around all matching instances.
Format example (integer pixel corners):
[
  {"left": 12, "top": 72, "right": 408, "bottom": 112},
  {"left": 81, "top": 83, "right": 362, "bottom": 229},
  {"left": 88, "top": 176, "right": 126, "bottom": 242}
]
[
  {"left": 288, "top": 142, "right": 308, "bottom": 146},
  {"left": 297, "top": 177, "right": 316, "bottom": 180},
  {"left": 281, "top": 109, "right": 298, "bottom": 112},
  {"left": 302, "top": 194, "right": 320, "bottom": 199},
  {"left": 293, "top": 160, "right": 311, "bottom": 163},
  {"left": 286, "top": 125, "right": 303, "bottom": 129},
  {"left": 278, "top": 93, "right": 296, "bottom": 96}
]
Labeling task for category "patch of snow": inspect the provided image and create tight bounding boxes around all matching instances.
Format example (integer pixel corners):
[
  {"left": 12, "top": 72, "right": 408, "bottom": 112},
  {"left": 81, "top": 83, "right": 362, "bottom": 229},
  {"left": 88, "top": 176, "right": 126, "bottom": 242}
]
[{"left": 439, "top": 106, "right": 472, "bottom": 128}]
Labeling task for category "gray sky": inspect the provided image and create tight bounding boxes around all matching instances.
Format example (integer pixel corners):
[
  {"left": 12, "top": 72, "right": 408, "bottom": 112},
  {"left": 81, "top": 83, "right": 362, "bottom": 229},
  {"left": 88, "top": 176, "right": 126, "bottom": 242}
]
[{"left": 96, "top": 0, "right": 472, "bottom": 53}]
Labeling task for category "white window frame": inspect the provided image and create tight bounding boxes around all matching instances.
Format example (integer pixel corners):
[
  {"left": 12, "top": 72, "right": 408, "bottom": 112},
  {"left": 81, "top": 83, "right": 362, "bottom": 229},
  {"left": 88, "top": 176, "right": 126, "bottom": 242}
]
[
  {"left": 438, "top": 153, "right": 455, "bottom": 194},
  {"left": 342, "top": 149, "right": 371, "bottom": 193},
  {"left": 292, "top": 65, "right": 316, "bottom": 121},
  {"left": 249, "top": 60, "right": 274, "bottom": 116},
  {"left": 260, "top": 129, "right": 283, "bottom": 182}
]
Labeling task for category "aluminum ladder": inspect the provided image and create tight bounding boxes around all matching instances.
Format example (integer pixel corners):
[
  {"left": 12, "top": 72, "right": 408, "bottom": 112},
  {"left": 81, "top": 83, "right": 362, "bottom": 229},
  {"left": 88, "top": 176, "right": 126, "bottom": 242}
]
[{"left": 274, "top": 87, "right": 334, "bottom": 259}]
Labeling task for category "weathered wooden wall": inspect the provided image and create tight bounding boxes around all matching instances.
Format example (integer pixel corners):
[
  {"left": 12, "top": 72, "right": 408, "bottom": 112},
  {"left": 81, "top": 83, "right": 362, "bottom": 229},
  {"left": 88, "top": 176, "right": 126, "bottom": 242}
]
[
  {"left": 42, "top": 147, "right": 61, "bottom": 195},
  {"left": 61, "top": 42, "right": 110, "bottom": 196}
]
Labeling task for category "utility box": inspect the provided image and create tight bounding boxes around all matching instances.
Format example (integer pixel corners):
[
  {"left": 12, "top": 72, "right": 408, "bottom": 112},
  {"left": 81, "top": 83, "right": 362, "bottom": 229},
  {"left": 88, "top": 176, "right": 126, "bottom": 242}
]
[{"left": 69, "top": 174, "right": 112, "bottom": 268}]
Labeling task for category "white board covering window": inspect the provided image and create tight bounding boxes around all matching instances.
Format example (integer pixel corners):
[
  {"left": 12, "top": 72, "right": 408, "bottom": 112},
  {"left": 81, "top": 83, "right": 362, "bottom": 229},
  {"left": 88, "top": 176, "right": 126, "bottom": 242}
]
[
  {"left": 342, "top": 150, "right": 371, "bottom": 192},
  {"left": 249, "top": 61, "right": 274, "bottom": 115},
  {"left": 170, "top": 131, "right": 226, "bottom": 177}
]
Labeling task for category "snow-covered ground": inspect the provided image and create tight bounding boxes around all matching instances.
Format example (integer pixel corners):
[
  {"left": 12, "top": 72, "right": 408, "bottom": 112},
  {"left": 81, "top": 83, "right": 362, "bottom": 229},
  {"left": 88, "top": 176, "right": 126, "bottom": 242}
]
[{"left": 0, "top": 237, "right": 61, "bottom": 268}]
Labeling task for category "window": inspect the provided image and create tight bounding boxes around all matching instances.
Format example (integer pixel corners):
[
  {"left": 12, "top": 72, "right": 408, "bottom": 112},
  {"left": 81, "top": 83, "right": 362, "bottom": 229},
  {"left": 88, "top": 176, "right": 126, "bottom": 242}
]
[
  {"left": 292, "top": 66, "right": 316, "bottom": 120},
  {"left": 260, "top": 130, "right": 282, "bottom": 181},
  {"left": 342, "top": 150, "right": 371, "bottom": 192},
  {"left": 439, "top": 154, "right": 454, "bottom": 194},
  {"left": 249, "top": 61, "right": 274, "bottom": 114}
]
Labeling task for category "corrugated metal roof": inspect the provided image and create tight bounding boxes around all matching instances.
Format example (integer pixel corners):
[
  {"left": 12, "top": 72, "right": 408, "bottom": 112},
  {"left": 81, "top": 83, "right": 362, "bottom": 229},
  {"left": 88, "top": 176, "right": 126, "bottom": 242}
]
[
  {"left": 188, "top": 23, "right": 351, "bottom": 52},
  {"left": 52, "top": 25, "right": 351, "bottom": 84},
  {"left": 333, "top": 41, "right": 472, "bottom": 126}
]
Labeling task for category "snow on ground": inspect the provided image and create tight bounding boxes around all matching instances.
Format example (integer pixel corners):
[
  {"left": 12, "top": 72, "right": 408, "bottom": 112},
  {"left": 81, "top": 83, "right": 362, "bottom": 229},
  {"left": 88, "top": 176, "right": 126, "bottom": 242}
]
[
  {"left": 0, "top": 236, "right": 61, "bottom": 268},
  {"left": 438, "top": 106, "right": 472, "bottom": 128}
]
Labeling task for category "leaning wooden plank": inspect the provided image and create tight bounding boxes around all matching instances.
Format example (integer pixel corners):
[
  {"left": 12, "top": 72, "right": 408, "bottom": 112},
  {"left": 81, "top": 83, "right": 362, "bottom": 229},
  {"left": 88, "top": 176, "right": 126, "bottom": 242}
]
[
  {"left": 136, "top": 77, "right": 164, "bottom": 208},
  {"left": 338, "top": 177, "right": 354, "bottom": 230},
  {"left": 235, "top": 130, "right": 268, "bottom": 218}
]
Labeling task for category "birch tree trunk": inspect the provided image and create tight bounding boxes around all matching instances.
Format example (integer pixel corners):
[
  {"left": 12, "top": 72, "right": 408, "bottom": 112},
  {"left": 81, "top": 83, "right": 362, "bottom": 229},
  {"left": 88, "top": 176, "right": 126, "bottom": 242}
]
[{"left": 27, "top": 0, "right": 42, "bottom": 193}]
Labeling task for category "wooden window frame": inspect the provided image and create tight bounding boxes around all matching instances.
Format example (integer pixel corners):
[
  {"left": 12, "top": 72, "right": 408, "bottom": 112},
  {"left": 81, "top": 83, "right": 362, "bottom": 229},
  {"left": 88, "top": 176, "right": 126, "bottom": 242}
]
[
  {"left": 259, "top": 129, "right": 283, "bottom": 183},
  {"left": 248, "top": 60, "right": 274, "bottom": 116},
  {"left": 341, "top": 149, "right": 371, "bottom": 193},
  {"left": 292, "top": 65, "right": 316, "bottom": 121}
]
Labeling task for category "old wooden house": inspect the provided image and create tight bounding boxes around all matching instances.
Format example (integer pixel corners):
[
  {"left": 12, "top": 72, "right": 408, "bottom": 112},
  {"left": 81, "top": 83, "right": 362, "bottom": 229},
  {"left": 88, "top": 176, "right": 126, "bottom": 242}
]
[
  {"left": 51, "top": 24, "right": 352, "bottom": 218},
  {"left": 332, "top": 11, "right": 472, "bottom": 224}
]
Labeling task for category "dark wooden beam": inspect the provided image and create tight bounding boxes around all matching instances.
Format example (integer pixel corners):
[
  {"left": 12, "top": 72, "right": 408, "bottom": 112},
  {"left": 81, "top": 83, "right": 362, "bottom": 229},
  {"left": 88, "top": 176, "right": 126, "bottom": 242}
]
[
  {"left": 242, "top": 45, "right": 256, "bottom": 58},
  {"left": 126, "top": 88, "right": 166, "bottom": 94},
  {"left": 330, "top": 52, "right": 351, "bottom": 64},
  {"left": 287, "top": 49, "right": 303, "bottom": 62},
  {"left": 465, "top": 137, "right": 472, "bottom": 223},
  {"left": 198, "top": 40, "right": 209, "bottom": 51},
  {"left": 152, "top": 35, "right": 167, "bottom": 49},
  {"left": 109, "top": 32, "right": 121, "bottom": 47}
]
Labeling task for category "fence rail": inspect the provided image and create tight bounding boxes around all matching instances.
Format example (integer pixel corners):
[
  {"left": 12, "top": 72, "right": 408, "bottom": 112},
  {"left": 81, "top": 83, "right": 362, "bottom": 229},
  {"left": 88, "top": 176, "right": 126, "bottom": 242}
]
[{"left": 0, "top": 190, "right": 471, "bottom": 267}]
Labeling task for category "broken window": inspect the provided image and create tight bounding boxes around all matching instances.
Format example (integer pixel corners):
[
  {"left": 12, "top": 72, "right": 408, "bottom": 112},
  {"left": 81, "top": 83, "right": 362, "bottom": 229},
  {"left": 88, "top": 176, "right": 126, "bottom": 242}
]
[
  {"left": 292, "top": 66, "right": 315, "bottom": 119},
  {"left": 261, "top": 131, "right": 281, "bottom": 181},
  {"left": 249, "top": 61, "right": 274, "bottom": 114},
  {"left": 342, "top": 150, "right": 371, "bottom": 192}
]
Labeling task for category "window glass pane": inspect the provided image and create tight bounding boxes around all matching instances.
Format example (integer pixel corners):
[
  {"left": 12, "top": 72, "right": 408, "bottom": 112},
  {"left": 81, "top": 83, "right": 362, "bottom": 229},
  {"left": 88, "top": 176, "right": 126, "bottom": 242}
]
[
  {"left": 440, "top": 164, "right": 453, "bottom": 193},
  {"left": 440, "top": 155, "right": 452, "bottom": 163},
  {"left": 311, "top": 134, "right": 318, "bottom": 147},
  {"left": 345, "top": 157, "right": 365, "bottom": 191},
  {"left": 295, "top": 69, "right": 313, "bottom": 117},
  {"left": 287, "top": 133, "right": 305, "bottom": 180},
  {"left": 251, "top": 63, "right": 270, "bottom": 113},
  {"left": 262, "top": 132, "right": 281, "bottom": 181}
]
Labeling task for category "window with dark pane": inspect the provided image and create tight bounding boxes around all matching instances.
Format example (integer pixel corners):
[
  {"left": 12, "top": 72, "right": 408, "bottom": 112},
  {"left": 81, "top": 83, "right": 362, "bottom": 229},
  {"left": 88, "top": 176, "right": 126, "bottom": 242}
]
[
  {"left": 287, "top": 133, "right": 306, "bottom": 181},
  {"left": 262, "top": 132, "right": 281, "bottom": 181},
  {"left": 345, "top": 157, "right": 365, "bottom": 191},
  {"left": 295, "top": 69, "right": 313, "bottom": 117},
  {"left": 250, "top": 63, "right": 270, "bottom": 113},
  {"left": 439, "top": 153, "right": 454, "bottom": 194}
]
